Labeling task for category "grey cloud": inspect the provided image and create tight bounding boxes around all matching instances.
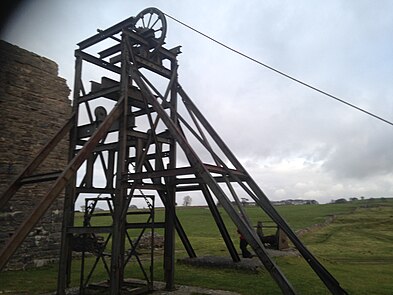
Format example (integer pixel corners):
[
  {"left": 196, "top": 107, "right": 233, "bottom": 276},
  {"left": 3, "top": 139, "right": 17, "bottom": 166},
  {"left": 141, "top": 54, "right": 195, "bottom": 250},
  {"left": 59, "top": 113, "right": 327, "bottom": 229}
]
[
  {"left": 322, "top": 125, "right": 393, "bottom": 179},
  {"left": 2, "top": 0, "right": 392, "bottom": 203}
]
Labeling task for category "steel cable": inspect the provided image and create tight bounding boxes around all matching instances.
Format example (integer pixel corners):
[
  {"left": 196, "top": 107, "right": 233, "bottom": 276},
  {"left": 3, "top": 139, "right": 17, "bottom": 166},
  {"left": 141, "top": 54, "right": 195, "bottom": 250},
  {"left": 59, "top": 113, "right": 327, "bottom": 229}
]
[{"left": 164, "top": 12, "right": 393, "bottom": 127}]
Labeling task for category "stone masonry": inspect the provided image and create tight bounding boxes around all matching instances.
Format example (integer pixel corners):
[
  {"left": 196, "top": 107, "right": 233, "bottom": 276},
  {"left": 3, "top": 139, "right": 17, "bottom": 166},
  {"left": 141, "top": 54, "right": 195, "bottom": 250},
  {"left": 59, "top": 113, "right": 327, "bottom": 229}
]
[{"left": 0, "top": 40, "right": 71, "bottom": 269}]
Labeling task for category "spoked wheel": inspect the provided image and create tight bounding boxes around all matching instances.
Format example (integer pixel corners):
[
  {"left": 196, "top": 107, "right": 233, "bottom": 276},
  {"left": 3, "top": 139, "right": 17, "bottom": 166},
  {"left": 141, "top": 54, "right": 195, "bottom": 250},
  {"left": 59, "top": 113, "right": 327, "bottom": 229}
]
[{"left": 132, "top": 7, "right": 167, "bottom": 52}]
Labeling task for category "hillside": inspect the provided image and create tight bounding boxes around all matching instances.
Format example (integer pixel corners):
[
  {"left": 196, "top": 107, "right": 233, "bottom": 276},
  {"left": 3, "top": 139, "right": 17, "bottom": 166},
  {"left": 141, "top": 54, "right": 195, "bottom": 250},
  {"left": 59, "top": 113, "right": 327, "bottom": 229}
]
[{"left": 0, "top": 198, "right": 392, "bottom": 294}]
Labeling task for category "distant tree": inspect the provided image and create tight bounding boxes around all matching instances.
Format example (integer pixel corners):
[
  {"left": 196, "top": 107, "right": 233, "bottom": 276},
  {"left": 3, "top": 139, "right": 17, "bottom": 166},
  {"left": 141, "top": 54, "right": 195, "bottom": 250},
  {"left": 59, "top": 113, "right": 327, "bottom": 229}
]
[
  {"left": 334, "top": 198, "right": 347, "bottom": 204},
  {"left": 360, "top": 196, "right": 365, "bottom": 200},
  {"left": 183, "top": 195, "right": 192, "bottom": 206},
  {"left": 349, "top": 197, "right": 358, "bottom": 202},
  {"left": 306, "top": 200, "right": 319, "bottom": 205},
  {"left": 80, "top": 205, "right": 86, "bottom": 212},
  {"left": 129, "top": 204, "right": 138, "bottom": 209}
]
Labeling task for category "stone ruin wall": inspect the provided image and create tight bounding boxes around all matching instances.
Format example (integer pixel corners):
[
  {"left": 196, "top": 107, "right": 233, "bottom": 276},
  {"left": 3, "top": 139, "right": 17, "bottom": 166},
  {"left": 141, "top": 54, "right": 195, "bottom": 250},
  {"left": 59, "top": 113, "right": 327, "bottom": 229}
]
[{"left": 0, "top": 40, "right": 71, "bottom": 269}]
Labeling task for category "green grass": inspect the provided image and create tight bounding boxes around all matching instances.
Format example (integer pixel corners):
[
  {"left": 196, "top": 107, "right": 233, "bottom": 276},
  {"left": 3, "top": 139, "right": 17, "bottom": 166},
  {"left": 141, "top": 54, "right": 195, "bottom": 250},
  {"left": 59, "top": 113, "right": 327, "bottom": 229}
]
[{"left": 1, "top": 198, "right": 393, "bottom": 294}]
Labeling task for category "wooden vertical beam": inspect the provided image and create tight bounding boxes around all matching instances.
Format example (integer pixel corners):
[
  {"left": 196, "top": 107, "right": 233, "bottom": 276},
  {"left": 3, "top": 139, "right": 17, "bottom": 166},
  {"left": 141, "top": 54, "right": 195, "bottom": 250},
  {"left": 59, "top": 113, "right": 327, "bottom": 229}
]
[
  {"left": 106, "top": 149, "right": 115, "bottom": 189},
  {"left": 57, "top": 53, "right": 83, "bottom": 294},
  {"left": 110, "top": 34, "right": 129, "bottom": 295},
  {"left": 164, "top": 59, "right": 178, "bottom": 290}
]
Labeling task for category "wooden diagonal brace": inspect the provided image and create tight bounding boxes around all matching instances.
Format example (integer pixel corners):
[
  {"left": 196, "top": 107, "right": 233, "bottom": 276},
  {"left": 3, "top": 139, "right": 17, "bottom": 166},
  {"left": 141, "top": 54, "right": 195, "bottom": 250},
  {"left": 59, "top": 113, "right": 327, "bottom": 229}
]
[
  {"left": 0, "top": 114, "right": 75, "bottom": 210},
  {"left": 0, "top": 99, "right": 123, "bottom": 271}
]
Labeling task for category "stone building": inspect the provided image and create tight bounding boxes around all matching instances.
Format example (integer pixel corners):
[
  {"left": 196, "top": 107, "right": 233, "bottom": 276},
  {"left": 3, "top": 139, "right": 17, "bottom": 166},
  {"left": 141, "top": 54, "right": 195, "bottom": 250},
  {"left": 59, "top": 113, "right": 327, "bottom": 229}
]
[{"left": 0, "top": 40, "right": 71, "bottom": 269}]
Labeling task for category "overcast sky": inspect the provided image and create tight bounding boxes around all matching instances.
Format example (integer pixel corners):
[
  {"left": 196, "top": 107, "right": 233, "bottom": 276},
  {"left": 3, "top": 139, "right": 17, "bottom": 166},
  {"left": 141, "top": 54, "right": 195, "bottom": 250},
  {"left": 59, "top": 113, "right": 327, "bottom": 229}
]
[{"left": 2, "top": 0, "right": 393, "bottom": 205}]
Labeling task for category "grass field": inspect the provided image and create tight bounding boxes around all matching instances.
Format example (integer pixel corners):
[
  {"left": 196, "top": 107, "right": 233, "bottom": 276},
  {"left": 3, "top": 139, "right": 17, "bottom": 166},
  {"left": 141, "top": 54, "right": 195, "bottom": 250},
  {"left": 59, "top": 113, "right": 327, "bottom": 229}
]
[{"left": 1, "top": 198, "right": 392, "bottom": 294}]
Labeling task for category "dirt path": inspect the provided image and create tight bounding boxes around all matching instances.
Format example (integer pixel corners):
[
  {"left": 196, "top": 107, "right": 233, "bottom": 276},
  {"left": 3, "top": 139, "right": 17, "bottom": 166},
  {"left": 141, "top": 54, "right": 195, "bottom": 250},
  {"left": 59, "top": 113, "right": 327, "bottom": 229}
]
[{"left": 295, "top": 214, "right": 336, "bottom": 237}]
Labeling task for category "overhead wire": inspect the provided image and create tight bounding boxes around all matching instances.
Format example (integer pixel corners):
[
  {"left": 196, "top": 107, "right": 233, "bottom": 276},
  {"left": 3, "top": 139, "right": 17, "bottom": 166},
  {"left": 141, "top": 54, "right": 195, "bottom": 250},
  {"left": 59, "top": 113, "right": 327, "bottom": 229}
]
[{"left": 163, "top": 12, "right": 393, "bottom": 127}]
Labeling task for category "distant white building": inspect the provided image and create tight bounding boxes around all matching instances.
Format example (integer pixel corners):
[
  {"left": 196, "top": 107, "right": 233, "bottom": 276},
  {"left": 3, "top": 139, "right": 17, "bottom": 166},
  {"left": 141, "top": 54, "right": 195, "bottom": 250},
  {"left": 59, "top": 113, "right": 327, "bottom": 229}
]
[{"left": 271, "top": 199, "right": 318, "bottom": 206}]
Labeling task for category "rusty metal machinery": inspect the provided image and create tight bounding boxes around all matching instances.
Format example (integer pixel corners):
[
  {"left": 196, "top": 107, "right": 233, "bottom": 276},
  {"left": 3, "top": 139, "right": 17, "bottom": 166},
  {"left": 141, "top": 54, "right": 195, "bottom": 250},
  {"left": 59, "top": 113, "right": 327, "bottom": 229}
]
[{"left": 0, "top": 7, "right": 348, "bottom": 295}]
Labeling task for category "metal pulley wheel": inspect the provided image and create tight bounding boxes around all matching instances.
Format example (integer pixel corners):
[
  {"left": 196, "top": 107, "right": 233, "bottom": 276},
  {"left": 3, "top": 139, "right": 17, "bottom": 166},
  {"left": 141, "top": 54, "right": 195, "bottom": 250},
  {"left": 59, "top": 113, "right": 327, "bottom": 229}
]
[{"left": 132, "top": 7, "right": 167, "bottom": 52}]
